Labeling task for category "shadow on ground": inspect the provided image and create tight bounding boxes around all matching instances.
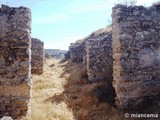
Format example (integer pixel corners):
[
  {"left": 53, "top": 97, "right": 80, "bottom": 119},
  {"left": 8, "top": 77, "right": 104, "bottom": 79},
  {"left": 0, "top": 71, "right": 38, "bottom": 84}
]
[{"left": 44, "top": 60, "right": 160, "bottom": 120}]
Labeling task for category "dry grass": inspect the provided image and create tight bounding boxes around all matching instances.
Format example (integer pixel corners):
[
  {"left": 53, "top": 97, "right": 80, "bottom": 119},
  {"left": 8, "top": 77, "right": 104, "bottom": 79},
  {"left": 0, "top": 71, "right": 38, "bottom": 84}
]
[
  {"left": 21, "top": 59, "right": 126, "bottom": 120},
  {"left": 60, "top": 61, "right": 126, "bottom": 120},
  {"left": 60, "top": 61, "right": 160, "bottom": 120},
  {"left": 22, "top": 58, "right": 74, "bottom": 120},
  {"left": 21, "top": 58, "right": 159, "bottom": 120}
]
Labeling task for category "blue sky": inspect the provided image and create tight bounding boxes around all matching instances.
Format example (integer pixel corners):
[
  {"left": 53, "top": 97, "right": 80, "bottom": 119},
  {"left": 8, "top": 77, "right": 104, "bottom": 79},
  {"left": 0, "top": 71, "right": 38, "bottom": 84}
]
[{"left": 0, "top": 0, "right": 156, "bottom": 50}]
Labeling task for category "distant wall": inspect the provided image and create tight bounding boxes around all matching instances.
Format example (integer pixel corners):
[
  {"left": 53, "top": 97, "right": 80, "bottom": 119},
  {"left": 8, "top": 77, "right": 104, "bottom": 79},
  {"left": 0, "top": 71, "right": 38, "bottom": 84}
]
[
  {"left": 86, "top": 31, "right": 112, "bottom": 83},
  {"left": 69, "top": 40, "right": 86, "bottom": 64},
  {"left": 64, "top": 51, "right": 70, "bottom": 59},
  {"left": 44, "top": 49, "right": 67, "bottom": 59},
  {"left": 112, "top": 4, "right": 160, "bottom": 108},
  {"left": 0, "top": 5, "right": 31, "bottom": 118},
  {"left": 31, "top": 38, "right": 44, "bottom": 75}
]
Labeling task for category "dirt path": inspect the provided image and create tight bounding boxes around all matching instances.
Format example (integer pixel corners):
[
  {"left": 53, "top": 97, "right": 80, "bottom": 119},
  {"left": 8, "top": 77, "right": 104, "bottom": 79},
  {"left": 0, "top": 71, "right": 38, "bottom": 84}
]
[{"left": 24, "top": 59, "right": 74, "bottom": 120}]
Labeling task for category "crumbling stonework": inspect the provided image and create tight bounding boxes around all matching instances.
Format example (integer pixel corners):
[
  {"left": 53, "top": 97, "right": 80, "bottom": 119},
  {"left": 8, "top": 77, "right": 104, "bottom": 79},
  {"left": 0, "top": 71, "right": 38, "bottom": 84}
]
[
  {"left": 69, "top": 39, "right": 86, "bottom": 64},
  {"left": 64, "top": 51, "right": 70, "bottom": 59},
  {"left": 0, "top": 5, "right": 31, "bottom": 118},
  {"left": 112, "top": 4, "right": 160, "bottom": 108},
  {"left": 31, "top": 38, "right": 44, "bottom": 75},
  {"left": 86, "top": 27, "right": 113, "bottom": 83}
]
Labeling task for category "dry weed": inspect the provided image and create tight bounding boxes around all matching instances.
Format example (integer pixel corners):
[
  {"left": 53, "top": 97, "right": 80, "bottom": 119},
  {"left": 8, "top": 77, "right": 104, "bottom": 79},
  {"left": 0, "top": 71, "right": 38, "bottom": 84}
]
[
  {"left": 21, "top": 58, "right": 159, "bottom": 120},
  {"left": 22, "top": 58, "right": 74, "bottom": 120},
  {"left": 61, "top": 61, "right": 127, "bottom": 120}
]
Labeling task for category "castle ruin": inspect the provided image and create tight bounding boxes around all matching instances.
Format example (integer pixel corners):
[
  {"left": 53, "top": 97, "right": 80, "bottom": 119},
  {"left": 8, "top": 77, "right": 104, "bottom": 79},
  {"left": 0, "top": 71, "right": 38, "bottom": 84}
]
[
  {"left": 69, "top": 39, "right": 86, "bottom": 64},
  {"left": 86, "top": 27, "right": 113, "bottom": 83},
  {"left": 112, "top": 4, "right": 160, "bottom": 108},
  {"left": 0, "top": 5, "right": 31, "bottom": 118},
  {"left": 31, "top": 38, "right": 44, "bottom": 75}
]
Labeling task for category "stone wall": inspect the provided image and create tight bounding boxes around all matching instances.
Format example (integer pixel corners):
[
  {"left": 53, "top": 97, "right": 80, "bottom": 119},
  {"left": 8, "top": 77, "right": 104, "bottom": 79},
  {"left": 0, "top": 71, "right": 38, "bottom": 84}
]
[
  {"left": 64, "top": 51, "right": 70, "bottom": 59},
  {"left": 31, "top": 38, "right": 44, "bottom": 75},
  {"left": 86, "top": 27, "right": 113, "bottom": 83},
  {"left": 0, "top": 5, "right": 31, "bottom": 118},
  {"left": 69, "top": 39, "right": 86, "bottom": 64},
  {"left": 112, "top": 4, "right": 160, "bottom": 108}
]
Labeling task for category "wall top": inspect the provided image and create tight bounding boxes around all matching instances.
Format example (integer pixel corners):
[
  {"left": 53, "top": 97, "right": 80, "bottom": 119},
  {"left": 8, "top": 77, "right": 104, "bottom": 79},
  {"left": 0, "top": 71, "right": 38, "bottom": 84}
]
[
  {"left": 32, "top": 38, "right": 44, "bottom": 44},
  {"left": 112, "top": 4, "right": 160, "bottom": 10},
  {"left": 0, "top": 4, "right": 31, "bottom": 15},
  {"left": 112, "top": 4, "right": 160, "bottom": 21}
]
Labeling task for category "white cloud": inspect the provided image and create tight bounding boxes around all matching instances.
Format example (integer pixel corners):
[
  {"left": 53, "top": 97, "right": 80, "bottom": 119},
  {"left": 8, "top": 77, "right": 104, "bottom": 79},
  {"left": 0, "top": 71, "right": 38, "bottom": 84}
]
[
  {"left": 65, "top": 0, "right": 114, "bottom": 14},
  {"left": 33, "top": 12, "right": 70, "bottom": 25},
  {"left": 72, "top": 2, "right": 108, "bottom": 13},
  {"left": 136, "top": 0, "right": 156, "bottom": 6},
  {"left": 36, "top": 0, "right": 156, "bottom": 50},
  {"left": 44, "top": 35, "right": 85, "bottom": 50}
]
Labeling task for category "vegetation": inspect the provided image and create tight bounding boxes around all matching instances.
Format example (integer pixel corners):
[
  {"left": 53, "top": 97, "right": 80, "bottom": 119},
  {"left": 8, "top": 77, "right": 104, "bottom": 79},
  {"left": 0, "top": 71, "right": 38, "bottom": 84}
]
[
  {"left": 21, "top": 58, "right": 125, "bottom": 120},
  {"left": 22, "top": 59, "right": 74, "bottom": 120},
  {"left": 21, "top": 58, "right": 160, "bottom": 120},
  {"left": 60, "top": 61, "right": 126, "bottom": 120}
]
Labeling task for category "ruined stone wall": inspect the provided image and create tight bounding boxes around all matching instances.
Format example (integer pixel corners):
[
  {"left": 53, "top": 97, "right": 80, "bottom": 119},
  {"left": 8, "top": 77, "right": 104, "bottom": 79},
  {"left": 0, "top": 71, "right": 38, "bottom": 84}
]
[
  {"left": 86, "top": 27, "right": 113, "bottom": 83},
  {"left": 112, "top": 4, "right": 160, "bottom": 108},
  {"left": 69, "top": 39, "right": 86, "bottom": 64},
  {"left": 64, "top": 51, "right": 70, "bottom": 59},
  {"left": 31, "top": 38, "right": 44, "bottom": 75},
  {"left": 0, "top": 5, "right": 31, "bottom": 118}
]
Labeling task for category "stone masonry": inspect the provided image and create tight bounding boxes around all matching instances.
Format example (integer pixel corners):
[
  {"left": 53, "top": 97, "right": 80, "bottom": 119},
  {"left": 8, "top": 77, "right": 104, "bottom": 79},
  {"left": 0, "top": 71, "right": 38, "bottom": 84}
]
[
  {"left": 112, "top": 4, "right": 160, "bottom": 108},
  {"left": 69, "top": 39, "right": 86, "bottom": 64},
  {"left": 31, "top": 38, "right": 44, "bottom": 75},
  {"left": 0, "top": 5, "right": 31, "bottom": 118},
  {"left": 86, "top": 27, "right": 113, "bottom": 83},
  {"left": 64, "top": 51, "right": 70, "bottom": 59}
]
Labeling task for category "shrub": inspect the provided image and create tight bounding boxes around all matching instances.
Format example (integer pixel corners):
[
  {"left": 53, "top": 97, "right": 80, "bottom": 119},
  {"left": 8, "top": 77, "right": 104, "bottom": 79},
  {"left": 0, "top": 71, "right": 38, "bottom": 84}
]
[{"left": 45, "top": 53, "right": 52, "bottom": 59}]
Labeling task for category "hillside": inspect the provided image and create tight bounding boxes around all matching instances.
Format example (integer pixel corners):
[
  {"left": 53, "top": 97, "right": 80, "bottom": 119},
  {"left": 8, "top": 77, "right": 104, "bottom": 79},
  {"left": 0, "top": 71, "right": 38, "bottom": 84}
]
[{"left": 45, "top": 49, "right": 67, "bottom": 59}]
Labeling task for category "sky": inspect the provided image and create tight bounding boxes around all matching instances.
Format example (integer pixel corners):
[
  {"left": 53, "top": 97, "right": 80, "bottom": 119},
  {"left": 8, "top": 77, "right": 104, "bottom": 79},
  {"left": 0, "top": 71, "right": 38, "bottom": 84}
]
[{"left": 0, "top": 0, "right": 157, "bottom": 50}]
